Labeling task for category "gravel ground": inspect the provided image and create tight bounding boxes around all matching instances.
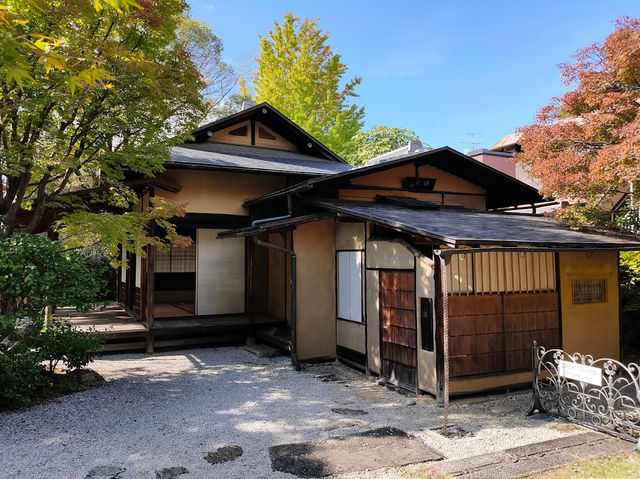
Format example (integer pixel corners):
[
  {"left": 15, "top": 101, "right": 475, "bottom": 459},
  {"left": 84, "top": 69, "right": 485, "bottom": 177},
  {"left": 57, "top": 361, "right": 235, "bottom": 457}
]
[{"left": 0, "top": 347, "right": 585, "bottom": 479}]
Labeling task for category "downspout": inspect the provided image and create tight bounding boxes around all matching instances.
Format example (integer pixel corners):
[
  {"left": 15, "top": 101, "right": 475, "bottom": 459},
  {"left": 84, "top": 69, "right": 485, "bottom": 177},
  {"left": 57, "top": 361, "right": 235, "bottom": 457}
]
[{"left": 250, "top": 217, "right": 300, "bottom": 370}]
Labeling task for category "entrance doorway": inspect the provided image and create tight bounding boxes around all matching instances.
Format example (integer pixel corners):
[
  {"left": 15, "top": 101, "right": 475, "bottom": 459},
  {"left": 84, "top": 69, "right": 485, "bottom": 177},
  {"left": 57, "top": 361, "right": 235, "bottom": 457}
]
[{"left": 379, "top": 271, "right": 417, "bottom": 390}]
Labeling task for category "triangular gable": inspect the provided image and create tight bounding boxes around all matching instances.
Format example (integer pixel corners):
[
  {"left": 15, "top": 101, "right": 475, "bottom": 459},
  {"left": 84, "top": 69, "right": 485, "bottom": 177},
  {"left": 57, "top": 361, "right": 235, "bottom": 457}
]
[
  {"left": 190, "top": 103, "right": 345, "bottom": 163},
  {"left": 245, "top": 147, "right": 543, "bottom": 210}
]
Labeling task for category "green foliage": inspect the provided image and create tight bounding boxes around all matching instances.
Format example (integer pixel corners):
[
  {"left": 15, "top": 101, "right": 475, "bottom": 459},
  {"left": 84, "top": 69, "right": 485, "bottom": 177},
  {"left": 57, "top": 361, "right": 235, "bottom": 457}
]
[
  {"left": 244, "top": 13, "right": 364, "bottom": 157},
  {"left": 0, "top": 349, "right": 46, "bottom": 409},
  {"left": 77, "top": 245, "right": 116, "bottom": 301},
  {"left": 0, "top": 230, "right": 106, "bottom": 324},
  {"left": 0, "top": 0, "right": 211, "bottom": 250},
  {"left": 0, "top": 321, "right": 103, "bottom": 409},
  {"left": 342, "top": 125, "right": 426, "bottom": 166},
  {"left": 0, "top": 231, "right": 105, "bottom": 409},
  {"left": 37, "top": 321, "right": 103, "bottom": 373}
]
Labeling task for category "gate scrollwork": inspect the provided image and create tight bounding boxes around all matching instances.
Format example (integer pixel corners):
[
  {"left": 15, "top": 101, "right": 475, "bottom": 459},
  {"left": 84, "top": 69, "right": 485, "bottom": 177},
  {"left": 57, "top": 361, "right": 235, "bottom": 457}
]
[{"left": 527, "top": 341, "right": 640, "bottom": 448}]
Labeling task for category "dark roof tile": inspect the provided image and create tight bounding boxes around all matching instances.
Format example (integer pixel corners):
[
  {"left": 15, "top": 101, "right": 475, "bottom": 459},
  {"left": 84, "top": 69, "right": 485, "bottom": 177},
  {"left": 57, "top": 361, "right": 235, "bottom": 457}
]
[{"left": 169, "top": 142, "right": 352, "bottom": 176}]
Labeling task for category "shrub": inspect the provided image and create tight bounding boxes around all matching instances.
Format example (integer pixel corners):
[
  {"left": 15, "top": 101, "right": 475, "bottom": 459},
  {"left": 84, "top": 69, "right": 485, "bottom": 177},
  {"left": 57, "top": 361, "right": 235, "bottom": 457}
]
[
  {"left": 0, "top": 350, "right": 47, "bottom": 409},
  {"left": 36, "top": 322, "right": 103, "bottom": 373}
]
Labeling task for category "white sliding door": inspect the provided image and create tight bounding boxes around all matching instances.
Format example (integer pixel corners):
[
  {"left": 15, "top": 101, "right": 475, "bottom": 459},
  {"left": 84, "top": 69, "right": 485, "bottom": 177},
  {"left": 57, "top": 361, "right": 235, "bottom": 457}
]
[
  {"left": 337, "top": 251, "right": 363, "bottom": 322},
  {"left": 196, "top": 229, "right": 245, "bottom": 315}
]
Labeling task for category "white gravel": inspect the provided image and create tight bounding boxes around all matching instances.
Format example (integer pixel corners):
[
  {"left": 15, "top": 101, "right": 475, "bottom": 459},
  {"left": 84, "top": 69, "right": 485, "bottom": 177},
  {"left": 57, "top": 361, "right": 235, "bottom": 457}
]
[{"left": 0, "top": 347, "right": 585, "bottom": 479}]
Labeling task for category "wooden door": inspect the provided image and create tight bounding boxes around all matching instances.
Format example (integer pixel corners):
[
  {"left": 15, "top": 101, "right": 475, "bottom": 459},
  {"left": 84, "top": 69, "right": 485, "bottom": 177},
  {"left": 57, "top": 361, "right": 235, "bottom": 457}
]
[{"left": 380, "top": 271, "right": 417, "bottom": 390}]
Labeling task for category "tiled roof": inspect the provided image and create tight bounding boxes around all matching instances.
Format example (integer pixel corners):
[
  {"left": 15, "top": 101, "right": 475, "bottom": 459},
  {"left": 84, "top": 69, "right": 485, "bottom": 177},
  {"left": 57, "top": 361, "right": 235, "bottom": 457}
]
[
  {"left": 315, "top": 200, "right": 640, "bottom": 248},
  {"left": 169, "top": 142, "right": 353, "bottom": 176}
]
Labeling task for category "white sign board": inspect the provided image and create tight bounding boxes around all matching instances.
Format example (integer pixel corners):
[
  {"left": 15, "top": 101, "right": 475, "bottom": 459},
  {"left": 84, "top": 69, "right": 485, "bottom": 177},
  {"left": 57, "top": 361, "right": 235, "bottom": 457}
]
[{"left": 558, "top": 360, "right": 602, "bottom": 386}]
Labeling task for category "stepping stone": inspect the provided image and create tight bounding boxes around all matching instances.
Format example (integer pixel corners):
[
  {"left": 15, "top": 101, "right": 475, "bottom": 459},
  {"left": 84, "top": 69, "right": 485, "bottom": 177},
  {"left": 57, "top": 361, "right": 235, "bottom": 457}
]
[
  {"left": 244, "top": 343, "right": 278, "bottom": 358},
  {"left": 316, "top": 373, "right": 343, "bottom": 382},
  {"left": 356, "top": 390, "right": 386, "bottom": 400},
  {"left": 325, "top": 419, "right": 369, "bottom": 430},
  {"left": 155, "top": 466, "right": 188, "bottom": 479},
  {"left": 331, "top": 407, "right": 368, "bottom": 416},
  {"left": 84, "top": 466, "right": 125, "bottom": 479},
  {"left": 204, "top": 445, "right": 244, "bottom": 465},
  {"left": 269, "top": 427, "right": 443, "bottom": 477}
]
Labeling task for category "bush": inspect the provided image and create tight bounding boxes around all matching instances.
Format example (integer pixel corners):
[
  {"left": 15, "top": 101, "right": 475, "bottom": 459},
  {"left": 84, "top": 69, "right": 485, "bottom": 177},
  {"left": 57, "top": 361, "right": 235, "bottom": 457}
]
[
  {"left": 0, "top": 350, "right": 47, "bottom": 409},
  {"left": 37, "top": 322, "right": 103, "bottom": 373},
  {"left": 0, "top": 322, "right": 103, "bottom": 410},
  {"left": 0, "top": 231, "right": 108, "bottom": 410}
]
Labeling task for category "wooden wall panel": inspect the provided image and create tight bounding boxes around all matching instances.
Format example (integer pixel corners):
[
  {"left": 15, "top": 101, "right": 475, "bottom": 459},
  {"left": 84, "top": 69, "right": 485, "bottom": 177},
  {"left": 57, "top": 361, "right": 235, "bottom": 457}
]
[
  {"left": 380, "top": 271, "right": 417, "bottom": 389},
  {"left": 448, "top": 291, "right": 560, "bottom": 378}
]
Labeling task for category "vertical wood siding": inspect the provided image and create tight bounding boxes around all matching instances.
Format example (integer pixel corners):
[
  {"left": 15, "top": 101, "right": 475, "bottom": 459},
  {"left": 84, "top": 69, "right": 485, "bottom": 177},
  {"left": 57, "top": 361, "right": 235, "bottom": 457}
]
[{"left": 380, "top": 271, "right": 417, "bottom": 388}]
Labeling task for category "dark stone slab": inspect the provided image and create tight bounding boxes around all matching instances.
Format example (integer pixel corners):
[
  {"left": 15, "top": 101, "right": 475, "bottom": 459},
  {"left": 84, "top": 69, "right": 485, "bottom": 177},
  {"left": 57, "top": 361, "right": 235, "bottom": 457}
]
[
  {"left": 155, "top": 466, "right": 188, "bottom": 479},
  {"left": 84, "top": 466, "right": 125, "bottom": 479},
  {"left": 204, "top": 445, "right": 243, "bottom": 465},
  {"left": 269, "top": 427, "right": 443, "bottom": 478},
  {"left": 331, "top": 408, "right": 368, "bottom": 416}
]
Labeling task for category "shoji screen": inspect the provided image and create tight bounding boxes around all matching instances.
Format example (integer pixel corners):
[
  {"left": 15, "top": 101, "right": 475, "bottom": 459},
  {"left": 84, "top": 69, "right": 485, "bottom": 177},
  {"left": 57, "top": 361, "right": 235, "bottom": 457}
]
[
  {"left": 337, "top": 251, "right": 363, "bottom": 322},
  {"left": 196, "top": 229, "right": 245, "bottom": 315}
]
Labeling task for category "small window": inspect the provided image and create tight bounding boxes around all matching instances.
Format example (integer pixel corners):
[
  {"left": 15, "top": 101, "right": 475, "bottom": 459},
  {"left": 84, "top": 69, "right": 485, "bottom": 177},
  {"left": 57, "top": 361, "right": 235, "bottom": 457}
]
[
  {"left": 228, "top": 125, "right": 248, "bottom": 137},
  {"left": 258, "top": 127, "right": 276, "bottom": 140},
  {"left": 337, "top": 251, "right": 363, "bottom": 322},
  {"left": 420, "top": 297, "right": 434, "bottom": 351},
  {"left": 572, "top": 279, "right": 606, "bottom": 304}
]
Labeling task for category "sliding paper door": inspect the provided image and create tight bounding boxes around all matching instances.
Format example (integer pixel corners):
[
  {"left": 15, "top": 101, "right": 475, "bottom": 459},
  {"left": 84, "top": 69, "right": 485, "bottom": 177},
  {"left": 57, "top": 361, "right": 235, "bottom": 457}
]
[{"left": 196, "top": 229, "right": 245, "bottom": 315}]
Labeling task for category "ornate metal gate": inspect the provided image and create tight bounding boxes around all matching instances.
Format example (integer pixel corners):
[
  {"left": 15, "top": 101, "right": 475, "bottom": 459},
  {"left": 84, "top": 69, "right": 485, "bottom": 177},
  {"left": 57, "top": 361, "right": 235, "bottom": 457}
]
[{"left": 527, "top": 341, "right": 640, "bottom": 448}]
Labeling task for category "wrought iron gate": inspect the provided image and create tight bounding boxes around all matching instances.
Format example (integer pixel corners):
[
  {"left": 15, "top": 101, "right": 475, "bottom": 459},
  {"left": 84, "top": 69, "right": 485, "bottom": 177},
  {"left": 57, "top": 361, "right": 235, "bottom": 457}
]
[{"left": 527, "top": 341, "right": 640, "bottom": 448}]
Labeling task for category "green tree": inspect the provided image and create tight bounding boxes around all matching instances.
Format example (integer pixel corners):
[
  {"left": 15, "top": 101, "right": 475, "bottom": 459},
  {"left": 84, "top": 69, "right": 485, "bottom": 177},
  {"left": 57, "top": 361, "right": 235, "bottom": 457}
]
[
  {"left": 243, "top": 13, "right": 364, "bottom": 157},
  {"left": 0, "top": 0, "right": 210, "bottom": 247},
  {"left": 342, "top": 125, "right": 426, "bottom": 166}
]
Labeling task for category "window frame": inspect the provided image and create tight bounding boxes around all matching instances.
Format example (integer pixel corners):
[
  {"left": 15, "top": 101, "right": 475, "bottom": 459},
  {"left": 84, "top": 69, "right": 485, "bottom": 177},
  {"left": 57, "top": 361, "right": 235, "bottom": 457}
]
[{"left": 336, "top": 250, "right": 364, "bottom": 323}]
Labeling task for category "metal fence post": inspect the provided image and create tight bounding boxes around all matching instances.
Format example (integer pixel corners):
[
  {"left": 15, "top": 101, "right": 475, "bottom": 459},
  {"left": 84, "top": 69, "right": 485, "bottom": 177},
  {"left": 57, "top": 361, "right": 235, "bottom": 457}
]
[{"left": 526, "top": 340, "right": 545, "bottom": 416}]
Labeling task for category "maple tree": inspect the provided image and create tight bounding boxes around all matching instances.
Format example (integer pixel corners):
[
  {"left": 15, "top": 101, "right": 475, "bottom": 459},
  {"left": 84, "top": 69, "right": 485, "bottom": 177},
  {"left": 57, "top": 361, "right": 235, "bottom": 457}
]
[
  {"left": 0, "top": 0, "right": 212, "bottom": 250},
  {"left": 515, "top": 17, "right": 640, "bottom": 206}
]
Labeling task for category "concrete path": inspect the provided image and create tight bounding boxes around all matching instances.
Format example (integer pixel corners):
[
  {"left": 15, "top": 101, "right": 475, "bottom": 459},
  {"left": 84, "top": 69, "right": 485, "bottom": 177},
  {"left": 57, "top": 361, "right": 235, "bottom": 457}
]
[{"left": 434, "top": 431, "right": 636, "bottom": 479}]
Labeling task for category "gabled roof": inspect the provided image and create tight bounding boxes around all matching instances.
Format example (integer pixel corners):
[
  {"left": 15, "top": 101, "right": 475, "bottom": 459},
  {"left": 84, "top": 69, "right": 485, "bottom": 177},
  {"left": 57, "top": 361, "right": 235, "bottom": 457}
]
[
  {"left": 189, "top": 102, "right": 345, "bottom": 163},
  {"left": 168, "top": 143, "right": 352, "bottom": 177},
  {"left": 315, "top": 200, "right": 640, "bottom": 248},
  {"left": 245, "top": 146, "right": 543, "bottom": 210}
]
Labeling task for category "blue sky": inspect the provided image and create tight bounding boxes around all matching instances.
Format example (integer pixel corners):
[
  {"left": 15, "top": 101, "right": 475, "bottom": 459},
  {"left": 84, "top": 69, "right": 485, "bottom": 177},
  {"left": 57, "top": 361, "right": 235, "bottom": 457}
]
[{"left": 188, "top": 1, "right": 638, "bottom": 150}]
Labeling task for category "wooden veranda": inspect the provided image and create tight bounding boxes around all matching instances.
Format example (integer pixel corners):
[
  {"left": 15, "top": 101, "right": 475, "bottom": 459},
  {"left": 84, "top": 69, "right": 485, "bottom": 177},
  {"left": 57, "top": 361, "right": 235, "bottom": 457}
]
[{"left": 57, "top": 303, "right": 288, "bottom": 352}]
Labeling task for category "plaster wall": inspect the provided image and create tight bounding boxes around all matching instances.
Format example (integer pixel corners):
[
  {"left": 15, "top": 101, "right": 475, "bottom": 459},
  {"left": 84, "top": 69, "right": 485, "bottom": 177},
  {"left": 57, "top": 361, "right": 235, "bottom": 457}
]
[
  {"left": 295, "top": 219, "right": 336, "bottom": 360},
  {"left": 559, "top": 251, "right": 620, "bottom": 360},
  {"left": 155, "top": 169, "right": 286, "bottom": 215}
]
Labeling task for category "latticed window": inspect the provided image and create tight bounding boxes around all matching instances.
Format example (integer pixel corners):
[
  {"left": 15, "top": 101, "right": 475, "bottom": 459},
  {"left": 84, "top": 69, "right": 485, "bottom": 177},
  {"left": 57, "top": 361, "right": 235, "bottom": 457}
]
[
  {"left": 571, "top": 279, "right": 606, "bottom": 304},
  {"left": 155, "top": 244, "right": 196, "bottom": 273}
]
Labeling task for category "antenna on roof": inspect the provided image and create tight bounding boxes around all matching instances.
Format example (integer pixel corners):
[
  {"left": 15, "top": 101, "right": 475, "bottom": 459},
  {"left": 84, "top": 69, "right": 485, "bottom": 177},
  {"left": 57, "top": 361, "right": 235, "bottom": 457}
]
[{"left": 460, "top": 132, "right": 482, "bottom": 154}]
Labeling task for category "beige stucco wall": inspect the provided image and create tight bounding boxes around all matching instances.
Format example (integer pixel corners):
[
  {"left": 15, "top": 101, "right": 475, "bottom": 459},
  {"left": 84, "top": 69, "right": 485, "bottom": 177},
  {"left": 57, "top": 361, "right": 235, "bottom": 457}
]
[
  {"left": 559, "top": 251, "right": 620, "bottom": 360},
  {"left": 366, "top": 240, "right": 415, "bottom": 270},
  {"left": 295, "top": 219, "right": 336, "bottom": 360},
  {"left": 416, "top": 255, "right": 437, "bottom": 394},
  {"left": 336, "top": 222, "right": 366, "bottom": 250},
  {"left": 336, "top": 320, "right": 366, "bottom": 354},
  {"left": 366, "top": 269, "right": 381, "bottom": 373},
  {"left": 155, "top": 169, "right": 286, "bottom": 215},
  {"left": 267, "top": 233, "right": 286, "bottom": 322}
]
